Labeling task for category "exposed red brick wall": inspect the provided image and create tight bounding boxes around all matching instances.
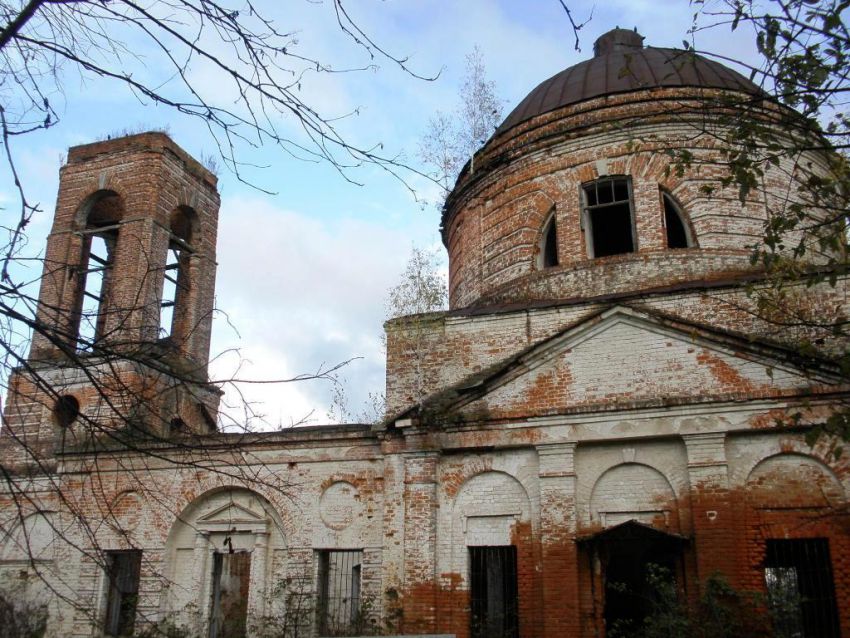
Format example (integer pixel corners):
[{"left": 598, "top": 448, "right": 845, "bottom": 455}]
[
  {"left": 1, "top": 133, "right": 222, "bottom": 468},
  {"left": 442, "top": 88, "right": 827, "bottom": 310}
]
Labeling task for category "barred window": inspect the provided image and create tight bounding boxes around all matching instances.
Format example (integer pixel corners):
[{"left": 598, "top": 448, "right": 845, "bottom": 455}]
[
  {"left": 469, "top": 545, "right": 518, "bottom": 638},
  {"left": 75, "top": 191, "right": 123, "bottom": 349},
  {"left": 764, "top": 538, "right": 840, "bottom": 638},
  {"left": 316, "top": 550, "right": 363, "bottom": 636}
]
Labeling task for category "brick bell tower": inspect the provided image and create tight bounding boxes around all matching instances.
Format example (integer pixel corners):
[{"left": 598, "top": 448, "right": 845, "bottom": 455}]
[{"left": 2, "top": 132, "right": 221, "bottom": 469}]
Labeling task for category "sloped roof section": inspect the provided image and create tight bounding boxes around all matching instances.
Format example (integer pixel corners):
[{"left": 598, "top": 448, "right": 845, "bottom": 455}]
[
  {"left": 576, "top": 519, "right": 689, "bottom": 544},
  {"left": 496, "top": 35, "right": 763, "bottom": 135}
]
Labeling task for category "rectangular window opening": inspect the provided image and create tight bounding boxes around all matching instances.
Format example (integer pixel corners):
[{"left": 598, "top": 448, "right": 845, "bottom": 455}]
[
  {"left": 316, "top": 549, "right": 364, "bottom": 637},
  {"left": 582, "top": 177, "right": 635, "bottom": 258},
  {"left": 469, "top": 545, "right": 518, "bottom": 638},
  {"left": 764, "top": 538, "right": 840, "bottom": 638},
  {"left": 104, "top": 550, "right": 141, "bottom": 637},
  {"left": 209, "top": 551, "right": 251, "bottom": 638}
]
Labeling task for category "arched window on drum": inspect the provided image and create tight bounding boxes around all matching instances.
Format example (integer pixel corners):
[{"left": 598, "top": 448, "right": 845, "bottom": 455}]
[
  {"left": 537, "top": 209, "right": 559, "bottom": 269},
  {"left": 661, "top": 192, "right": 695, "bottom": 249}
]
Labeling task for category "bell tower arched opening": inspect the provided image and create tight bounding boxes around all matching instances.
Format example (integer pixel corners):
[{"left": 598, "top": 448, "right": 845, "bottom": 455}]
[
  {"left": 73, "top": 190, "right": 125, "bottom": 349},
  {"left": 160, "top": 206, "right": 197, "bottom": 343}
]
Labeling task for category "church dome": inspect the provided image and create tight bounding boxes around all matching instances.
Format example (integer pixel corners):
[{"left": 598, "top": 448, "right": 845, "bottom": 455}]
[
  {"left": 497, "top": 28, "right": 762, "bottom": 135},
  {"left": 441, "top": 29, "right": 797, "bottom": 311}
]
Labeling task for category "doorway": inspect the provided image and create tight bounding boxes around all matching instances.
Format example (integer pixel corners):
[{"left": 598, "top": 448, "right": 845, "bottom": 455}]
[{"left": 209, "top": 552, "right": 251, "bottom": 638}]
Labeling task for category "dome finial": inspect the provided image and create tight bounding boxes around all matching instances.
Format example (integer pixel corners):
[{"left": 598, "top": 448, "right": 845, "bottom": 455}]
[{"left": 593, "top": 28, "right": 645, "bottom": 57}]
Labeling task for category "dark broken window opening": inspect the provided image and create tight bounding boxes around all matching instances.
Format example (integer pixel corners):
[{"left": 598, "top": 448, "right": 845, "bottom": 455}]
[
  {"left": 764, "top": 538, "right": 840, "bottom": 638},
  {"left": 316, "top": 549, "right": 363, "bottom": 637},
  {"left": 469, "top": 546, "right": 519, "bottom": 638},
  {"left": 582, "top": 177, "right": 635, "bottom": 258},
  {"left": 662, "top": 193, "right": 693, "bottom": 249},
  {"left": 53, "top": 395, "right": 80, "bottom": 428},
  {"left": 104, "top": 550, "right": 141, "bottom": 637},
  {"left": 168, "top": 417, "right": 188, "bottom": 437},
  {"left": 539, "top": 211, "right": 559, "bottom": 269},
  {"left": 209, "top": 551, "right": 251, "bottom": 638}
]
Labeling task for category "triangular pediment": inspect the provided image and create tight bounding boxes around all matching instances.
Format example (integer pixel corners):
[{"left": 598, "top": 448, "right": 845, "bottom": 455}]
[
  {"left": 197, "top": 502, "right": 266, "bottom": 526},
  {"left": 405, "top": 306, "right": 843, "bottom": 424}
]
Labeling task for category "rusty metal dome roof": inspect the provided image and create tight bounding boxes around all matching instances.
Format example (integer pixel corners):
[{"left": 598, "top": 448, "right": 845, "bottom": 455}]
[{"left": 496, "top": 28, "right": 762, "bottom": 135}]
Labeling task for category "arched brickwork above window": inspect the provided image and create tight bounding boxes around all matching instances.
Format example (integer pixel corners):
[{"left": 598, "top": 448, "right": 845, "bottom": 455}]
[
  {"left": 590, "top": 463, "right": 679, "bottom": 532},
  {"left": 745, "top": 453, "right": 845, "bottom": 509}
]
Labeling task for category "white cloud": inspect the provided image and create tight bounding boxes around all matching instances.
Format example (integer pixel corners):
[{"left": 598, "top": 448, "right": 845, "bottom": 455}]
[{"left": 210, "top": 193, "right": 437, "bottom": 429}]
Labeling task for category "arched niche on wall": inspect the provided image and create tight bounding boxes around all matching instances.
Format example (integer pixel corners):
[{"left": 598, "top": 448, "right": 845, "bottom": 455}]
[
  {"left": 590, "top": 463, "right": 679, "bottom": 532},
  {"left": 163, "top": 488, "right": 287, "bottom": 634},
  {"left": 445, "top": 471, "right": 532, "bottom": 588},
  {"left": 0, "top": 511, "right": 58, "bottom": 563},
  {"left": 446, "top": 470, "right": 533, "bottom": 638},
  {"left": 452, "top": 471, "right": 532, "bottom": 545},
  {"left": 0, "top": 512, "right": 58, "bottom": 613},
  {"left": 745, "top": 453, "right": 845, "bottom": 510}
]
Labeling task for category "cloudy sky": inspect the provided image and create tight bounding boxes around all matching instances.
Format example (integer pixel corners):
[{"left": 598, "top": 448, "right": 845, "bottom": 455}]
[{"left": 0, "top": 0, "right": 761, "bottom": 429}]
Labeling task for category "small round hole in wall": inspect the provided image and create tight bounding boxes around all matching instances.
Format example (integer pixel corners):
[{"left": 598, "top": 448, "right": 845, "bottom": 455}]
[
  {"left": 53, "top": 395, "right": 80, "bottom": 428},
  {"left": 169, "top": 417, "right": 187, "bottom": 435}
]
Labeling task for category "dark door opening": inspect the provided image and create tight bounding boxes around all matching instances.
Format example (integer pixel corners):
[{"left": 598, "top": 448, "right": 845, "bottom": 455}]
[
  {"left": 603, "top": 545, "right": 679, "bottom": 634},
  {"left": 581, "top": 521, "right": 686, "bottom": 636},
  {"left": 209, "top": 552, "right": 251, "bottom": 638},
  {"left": 469, "top": 545, "right": 519, "bottom": 638}
]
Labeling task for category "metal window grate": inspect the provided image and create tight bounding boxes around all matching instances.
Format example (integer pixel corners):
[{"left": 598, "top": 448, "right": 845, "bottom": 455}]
[
  {"left": 764, "top": 538, "right": 840, "bottom": 638},
  {"left": 469, "top": 546, "right": 519, "bottom": 638},
  {"left": 316, "top": 550, "right": 363, "bottom": 637}
]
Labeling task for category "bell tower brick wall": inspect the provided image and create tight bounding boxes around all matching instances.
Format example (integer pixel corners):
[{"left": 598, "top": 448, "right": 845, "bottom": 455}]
[{"left": 1, "top": 133, "right": 221, "bottom": 470}]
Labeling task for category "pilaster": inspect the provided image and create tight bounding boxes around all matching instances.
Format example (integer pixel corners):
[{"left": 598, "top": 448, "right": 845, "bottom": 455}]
[
  {"left": 537, "top": 442, "right": 580, "bottom": 638},
  {"left": 401, "top": 450, "right": 440, "bottom": 633}
]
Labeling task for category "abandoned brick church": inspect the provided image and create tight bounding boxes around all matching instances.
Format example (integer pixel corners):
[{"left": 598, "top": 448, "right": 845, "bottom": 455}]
[{"left": 2, "top": 27, "right": 849, "bottom": 638}]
